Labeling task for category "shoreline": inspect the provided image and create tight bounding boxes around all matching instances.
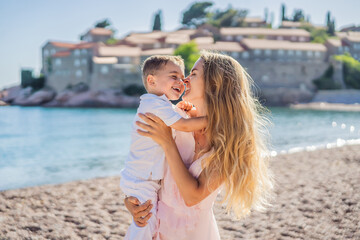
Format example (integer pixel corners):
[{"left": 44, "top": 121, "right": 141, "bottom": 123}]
[
  {"left": 290, "top": 102, "right": 360, "bottom": 112},
  {"left": 1, "top": 145, "right": 359, "bottom": 239}
]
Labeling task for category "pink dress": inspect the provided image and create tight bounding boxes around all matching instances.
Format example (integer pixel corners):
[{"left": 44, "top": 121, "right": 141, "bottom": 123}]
[{"left": 156, "top": 148, "right": 221, "bottom": 240}]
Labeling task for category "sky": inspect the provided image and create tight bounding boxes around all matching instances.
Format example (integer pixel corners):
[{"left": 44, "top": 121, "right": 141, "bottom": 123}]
[{"left": 0, "top": 0, "right": 359, "bottom": 89}]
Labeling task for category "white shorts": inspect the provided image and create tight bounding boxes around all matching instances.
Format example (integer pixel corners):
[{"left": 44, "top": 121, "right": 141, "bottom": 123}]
[{"left": 120, "top": 170, "right": 161, "bottom": 240}]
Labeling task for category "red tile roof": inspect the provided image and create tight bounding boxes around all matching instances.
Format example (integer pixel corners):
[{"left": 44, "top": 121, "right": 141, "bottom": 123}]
[
  {"left": 72, "top": 42, "right": 97, "bottom": 49},
  {"left": 141, "top": 48, "right": 175, "bottom": 56},
  {"left": 241, "top": 39, "right": 326, "bottom": 51},
  {"left": 49, "top": 41, "right": 77, "bottom": 48},
  {"left": 89, "top": 28, "right": 113, "bottom": 36},
  {"left": 221, "top": 28, "right": 311, "bottom": 37},
  {"left": 96, "top": 44, "right": 142, "bottom": 57},
  {"left": 198, "top": 41, "right": 244, "bottom": 52},
  {"left": 244, "top": 17, "right": 266, "bottom": 23},
  {"left": 52, "top": 51, "right": 71, "bottom": 57}
]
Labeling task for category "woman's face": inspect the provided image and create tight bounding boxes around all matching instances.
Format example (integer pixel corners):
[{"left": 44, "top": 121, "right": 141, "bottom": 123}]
[{"left": 183, "top": 58, "right": 205, "bottom": 103}]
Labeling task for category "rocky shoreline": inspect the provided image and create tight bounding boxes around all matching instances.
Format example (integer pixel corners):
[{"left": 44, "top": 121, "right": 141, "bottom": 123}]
[
  {"left": 2, "top": 86, "right": 360, "bottom": 110},
  {"left": 1, "top": 144, "right": 359, "bottom": 239},
  {"left": 0, "top": 86, "right": 140, "bottom": 108}
]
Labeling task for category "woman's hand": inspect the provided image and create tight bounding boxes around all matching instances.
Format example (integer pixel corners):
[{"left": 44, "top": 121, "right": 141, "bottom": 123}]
[
  {"left": 124, "top": 196, "right": 153, "bottom": 227},
  {"left": 136, "top": 113, "right": 174, "bottom": 148}
]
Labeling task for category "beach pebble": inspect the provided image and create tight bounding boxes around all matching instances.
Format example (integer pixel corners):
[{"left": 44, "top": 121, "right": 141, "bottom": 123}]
[{"left": 0, "top": 145, "right": 359, "bottom": 239}]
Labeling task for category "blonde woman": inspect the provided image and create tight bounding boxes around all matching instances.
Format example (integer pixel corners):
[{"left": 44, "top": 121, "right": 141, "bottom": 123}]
[{"left": 125, "top": 52, "right": 273, "bottom": 239}]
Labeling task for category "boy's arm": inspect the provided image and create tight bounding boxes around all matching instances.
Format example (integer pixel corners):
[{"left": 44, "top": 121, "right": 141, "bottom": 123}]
[{"left": 170, "top": 116, "right": 207, "bottom": 132}]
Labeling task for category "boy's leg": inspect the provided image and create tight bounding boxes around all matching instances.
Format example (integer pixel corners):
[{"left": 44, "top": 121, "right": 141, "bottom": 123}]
[
  {"left": 121, "top": 176, "right": 160, "bottom": 240},
  {"left": 124, "top": 193, "right": 158, "bottom": 240}
]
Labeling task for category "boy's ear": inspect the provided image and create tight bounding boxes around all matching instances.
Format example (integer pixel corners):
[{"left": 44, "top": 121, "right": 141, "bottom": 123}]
[{"left": 147, "top": 75, "right": 156, "bottom": 87}]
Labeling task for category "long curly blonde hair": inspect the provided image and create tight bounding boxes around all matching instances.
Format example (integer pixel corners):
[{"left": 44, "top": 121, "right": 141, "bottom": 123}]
[{"left": 201, "top": 51, "right": 273, "bottom": 219}]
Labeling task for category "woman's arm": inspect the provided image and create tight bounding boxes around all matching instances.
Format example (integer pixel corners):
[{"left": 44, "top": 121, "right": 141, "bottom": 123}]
[
  {"left": 136, "top": 113, "right": 222, "bottom": 207},
  {"left": 170, "top": 116, "right": 207, "bottom": 132},
  {"left": 123, "top": 197, "right": 153, "bottom": 227},
  {"left": 162, "top": 139, "right": 222, "bottom": 206}
]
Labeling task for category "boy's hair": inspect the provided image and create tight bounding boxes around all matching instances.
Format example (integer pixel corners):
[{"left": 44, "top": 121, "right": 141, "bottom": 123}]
[{"left": 141, "top": 55, "right": 185, "bottom": 90}]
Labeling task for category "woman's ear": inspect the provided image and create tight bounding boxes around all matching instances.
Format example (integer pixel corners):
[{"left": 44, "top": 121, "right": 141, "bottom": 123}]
[{"left": 147, "top": 75, "right": 156, "bottom": 87}]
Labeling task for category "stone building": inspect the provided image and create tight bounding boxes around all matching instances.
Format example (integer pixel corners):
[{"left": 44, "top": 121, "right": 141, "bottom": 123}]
[
  {"left": 325, "top": 39, "right": 347, "bottom": 60},
  {"left": 341, "top": 33, "right": 360, "bottom": 60},
  {"left": 80, "top": 28, "right": 113, "bottom": 43},
  {"left": 331, "top": 32, "right": 360, "bottom": 61},
  {"left": 242, "top": 17, "right": 268, "bottom": 28},
  {"left": 90, "top": 44, "right": 142, "bottom": 90},
  {"left": 220, "top": 28, "right": 311, "bottom": 42},
  {"left": 279, "top": 21, "right": 303, "bottom": 29},
  {"left": 40, "top": 23, "right": 359, "bottom": 104},
  {"left": 42, "top": 42, "right": 95, "bottom": 92}
]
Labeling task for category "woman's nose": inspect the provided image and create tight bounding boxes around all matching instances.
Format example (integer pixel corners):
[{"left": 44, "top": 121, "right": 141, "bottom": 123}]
[{"left": 183, "top": 76, "right": 190, "bottom": 84}]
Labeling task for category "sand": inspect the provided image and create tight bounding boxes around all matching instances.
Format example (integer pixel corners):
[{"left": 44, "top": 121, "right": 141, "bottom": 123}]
[{"left": 0, "top": 145, "right": 359, "bottom": 240}]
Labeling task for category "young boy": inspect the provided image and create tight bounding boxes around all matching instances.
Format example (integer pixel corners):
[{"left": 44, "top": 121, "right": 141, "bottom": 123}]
[{"left": 120, "top": 55, "right": 207, "bottom": 240}]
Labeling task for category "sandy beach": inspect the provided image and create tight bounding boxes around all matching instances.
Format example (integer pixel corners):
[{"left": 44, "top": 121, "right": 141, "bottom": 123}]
[{"left": 1, "top": 145, "right": 359, "bottom": 240}]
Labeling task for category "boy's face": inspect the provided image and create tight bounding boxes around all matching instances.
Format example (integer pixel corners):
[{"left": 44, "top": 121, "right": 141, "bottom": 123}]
[{"left": 149, "top": 61, "right": 185, "bottom": 100}]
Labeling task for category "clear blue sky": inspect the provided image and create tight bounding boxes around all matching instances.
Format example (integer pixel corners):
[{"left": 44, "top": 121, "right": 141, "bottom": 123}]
[{"left": 0, "top": 0, "right": 359, "bottom": 89}]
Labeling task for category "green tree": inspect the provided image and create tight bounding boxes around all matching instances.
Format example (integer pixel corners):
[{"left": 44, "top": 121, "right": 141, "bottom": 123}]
[
  {"left": 281, "top": 4, "right": 287, "bottom": 21},
  {"left": 95, "top": 19, "right": 111, "bottom": 28},
  {"left": 21, "top": 70, "right": 45, "bottom": 90},
  {"left": 207, "top": 7, "right": 248, "bottom": 27},
  {"left": 264, "top": 8, "right": 268, "bottom": 23},
  {"left": 152, "top": 10, "right": 162, "bottom": 31},
  {"left": 46, "top": 57, "right": 52, "bottom": 73},
  {"left": 313, "top": 66, "right": 341, "bottom": 90},
  {"left": 182, "top": 1, "right": 213, "bottom": 27},
  {"left": 328, "top": 20, "right": 336, "bottom": 36},
  {"left": 326, "top": 11, "right": 331, "bottom": 27},
  {"left": 292, "top": 9, "right": 304, "bottom": 22},
  {"left": 301, "top": 24, "right": 330, "bottom": 44},
  {"left": 326, "top": 12, "right": 336, "bottom": 36},
  {"left": 269, "top": 12, "right": 274, "bottom": 28},
  {"left": 106, "top": 37, "right": 118, "bottom": 45},
  {"left": 334, "top": 53, "right": 360, "bottom": 89},
  {"left": 124, "top": 84, "right": 146, "bottom": 96},
  {"left": 174, "top": 41, "right": 200, "bottom": 75}
]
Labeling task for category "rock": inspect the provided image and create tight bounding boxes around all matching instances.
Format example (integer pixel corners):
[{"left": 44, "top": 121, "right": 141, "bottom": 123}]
[
  {"left": 61, "top": 89, "right": 140, "bottom": 108},
  {"left": 0, "top": 86, "right": 22, "bottom": 103},
  {"left": 0, "top": 100, "right": 8, "bottom": 106},
  {"left": 11, "top": 87, "right": 57, "bottom": 106},
  {"left": 12, "top": 87, "right": 33, "bottom": 105},
  {"left": 1, "top": 85, "right": 140, "bottom": 108},
  {"left": 43, "top": 90, "right": 75, "bottom": 107},
  {"left": 24, "top": 88, "right": 56, "bottom": 105},
  {"left": 71, "top": 82, "right": 89, "bottom": 93}
]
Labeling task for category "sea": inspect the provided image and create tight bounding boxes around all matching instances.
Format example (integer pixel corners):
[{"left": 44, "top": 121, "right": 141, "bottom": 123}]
[{"left": 0, "top": 106, "right": 359, "bottom": 191}]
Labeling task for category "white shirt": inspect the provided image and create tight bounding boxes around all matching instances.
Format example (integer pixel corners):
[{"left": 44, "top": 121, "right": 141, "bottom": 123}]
[{"left": 122, "top": 93, "right": 183, "bottom": 180}]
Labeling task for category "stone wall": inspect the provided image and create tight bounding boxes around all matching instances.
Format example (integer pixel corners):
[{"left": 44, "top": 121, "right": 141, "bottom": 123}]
[
  {"left": 235, "top": 59, "right": 329, "bottom": 105},
  {"left": 312, "top": 90, "right": 360, "bottom": 104}
]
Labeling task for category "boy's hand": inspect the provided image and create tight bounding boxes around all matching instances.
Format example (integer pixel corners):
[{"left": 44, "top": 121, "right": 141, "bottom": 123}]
[
  {"left": 177, "top": 101, "right": 193, "bottom": 112},
  {"left": 177, "top": 101, "right": 197, "bottom": 117}
]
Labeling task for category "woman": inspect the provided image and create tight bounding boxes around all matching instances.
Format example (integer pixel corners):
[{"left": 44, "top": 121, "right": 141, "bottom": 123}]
[{"left": 125, "top": 51, "right": 273, "bottom": 239}]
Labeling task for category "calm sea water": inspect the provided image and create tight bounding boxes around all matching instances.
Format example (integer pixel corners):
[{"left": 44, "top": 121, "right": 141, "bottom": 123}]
[{"left": 0, "top": 106, "right": 359, "bottom": 191}]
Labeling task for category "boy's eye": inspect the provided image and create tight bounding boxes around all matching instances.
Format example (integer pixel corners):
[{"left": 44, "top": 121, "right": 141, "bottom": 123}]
[{"left": 171, "top": 75, "right": 177, "bottom": 79}]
